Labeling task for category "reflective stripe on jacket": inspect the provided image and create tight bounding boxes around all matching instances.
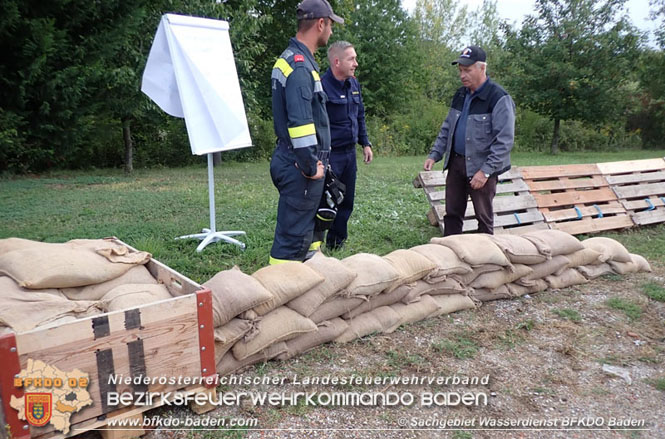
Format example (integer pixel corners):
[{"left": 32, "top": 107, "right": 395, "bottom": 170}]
[{"left": 271, "top": 38, "right": 331, "bottom": 177}]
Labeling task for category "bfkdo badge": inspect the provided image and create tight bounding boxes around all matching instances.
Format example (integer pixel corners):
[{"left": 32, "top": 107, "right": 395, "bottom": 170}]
[{"left": 25, "top": 393, "right": 52, "bottom": 427}]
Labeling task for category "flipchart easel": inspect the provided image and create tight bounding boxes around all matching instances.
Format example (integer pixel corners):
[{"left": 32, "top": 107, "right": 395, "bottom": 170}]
[{"left": 141, "top": 14, "right": 252, "bottom": 251}]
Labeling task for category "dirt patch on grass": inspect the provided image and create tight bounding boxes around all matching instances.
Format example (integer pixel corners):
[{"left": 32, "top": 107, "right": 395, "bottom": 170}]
[{"left": 142, "top": 267, "right": 664, "bottom": 439}]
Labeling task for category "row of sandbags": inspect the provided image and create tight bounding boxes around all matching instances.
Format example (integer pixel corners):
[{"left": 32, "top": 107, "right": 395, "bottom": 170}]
[
  {"left": 208, "top": 230, "right": 652, "bottom": 375},
  {"left": 0, "top": 238, "right": 165, "bottom": 333}
]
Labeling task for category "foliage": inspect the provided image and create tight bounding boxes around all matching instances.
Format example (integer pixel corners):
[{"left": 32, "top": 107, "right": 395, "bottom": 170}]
[{"left": 502, "top": 0, "right": 643, "bottom": 153}]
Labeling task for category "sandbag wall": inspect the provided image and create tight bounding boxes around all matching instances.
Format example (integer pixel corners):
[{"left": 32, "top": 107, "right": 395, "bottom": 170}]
[{"left": 208, "top": 230, "right": 652, "bottom": 375}]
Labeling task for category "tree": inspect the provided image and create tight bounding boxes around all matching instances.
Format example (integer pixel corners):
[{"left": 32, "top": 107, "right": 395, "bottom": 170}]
[{"left": 503, "top": 0, "right": 642, "bottom": 154}]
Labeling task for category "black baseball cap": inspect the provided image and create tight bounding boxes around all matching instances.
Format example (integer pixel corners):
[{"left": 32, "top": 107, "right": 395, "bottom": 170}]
[
  {"left": 297, "top": 0, "right": 345, "bottom": 24},
  {"left": 452, "top": 45, "right": 486, "bottom": 66}
]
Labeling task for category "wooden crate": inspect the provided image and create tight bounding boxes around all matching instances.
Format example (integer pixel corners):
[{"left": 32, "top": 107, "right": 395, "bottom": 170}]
[
  {"left": 521, "top": 164, "right": 633, "bottom": 235},
  {"left": 599, "top": 158, "right": 665, "bottom": 226},
  {"left": 0, "top": 239, "right": 216, "bottom": 439},
  {"left": 417, "top": 168, "right": 546, "bottom": 235}
]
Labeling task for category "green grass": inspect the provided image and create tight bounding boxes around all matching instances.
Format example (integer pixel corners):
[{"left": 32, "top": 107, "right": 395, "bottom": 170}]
[
  {"left": 642, "top": 282, "right": 665, "bottom": 302},
  {"left": 647, "top": 377, "right": 665, "bottom": 392},
  {"left": 1, "top": 151, "right": 665, "bottom": 281},
  {"left": 605, "top": 298, "right": 643, "bottom": 321},
  {"left": 553, "top": 308, "right": 582, "bottom": 322},
  {"left": 432, "top": 335, "right": 479, "bottom": 359}
]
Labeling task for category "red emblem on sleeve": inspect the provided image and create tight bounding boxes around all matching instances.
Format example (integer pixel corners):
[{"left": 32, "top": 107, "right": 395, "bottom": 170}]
[{"left": 294, "top": 54, "right": 305, "bottom": 63}]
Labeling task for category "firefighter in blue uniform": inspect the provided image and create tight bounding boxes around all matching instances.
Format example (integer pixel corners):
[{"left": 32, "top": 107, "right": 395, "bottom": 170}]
[
  {"left": 321, "top": 41, "right": 373, "bottom": 250},
  {"left": 269, "top": 0, "right": 344, "bottom": 264}
]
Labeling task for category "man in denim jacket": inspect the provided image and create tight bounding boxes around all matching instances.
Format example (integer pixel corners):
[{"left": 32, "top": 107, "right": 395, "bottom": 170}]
[{"left": 423, "top": 45, "right": 515, "bottom": 235}]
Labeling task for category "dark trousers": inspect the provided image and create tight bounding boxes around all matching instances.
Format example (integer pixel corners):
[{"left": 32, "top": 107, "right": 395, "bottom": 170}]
[
  {"left": 326, "top": 146, "right": 357, "bottom": 248},
  {"left": 269, "top": 147, "right": 325, "bottom": 261},
  {"left": 443, "top": 153, "right": 497, "bottom": 236}
]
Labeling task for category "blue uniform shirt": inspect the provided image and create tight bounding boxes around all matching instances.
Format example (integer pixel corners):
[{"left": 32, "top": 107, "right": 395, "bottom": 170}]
[{"left": 321, "top": 70, "right": 370, "bottom": 148}]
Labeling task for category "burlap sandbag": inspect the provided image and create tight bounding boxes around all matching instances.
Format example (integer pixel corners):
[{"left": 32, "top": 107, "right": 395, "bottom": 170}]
[
  {"left": 517, "top": 255, "right": 570, "bottom": 284},
  {"left": 66, "top": 239, "right": 151, "bottom": 264},
  {"left": 576, "top": 263, "right": 614, "bottom": 280},
  {"left": 218, "top": 342, "right": 287, "bottom": 376},
  {"left": 343, "top": 284, "right": 412, "bottom": 319},
  {"left": 430, "top": 234, "right": 511, "bottom": 267},
  {"left": 276, "top": 318, "right": 350, "bottom": 360},
  {"left": 469, "top": 285, "right": 513, "bottom": 302},
  {"left": 286, "top": 253, "right": 357, "bottom": 317},
  {"left": 309, "top": 296, "right": 366, "bottom": 324},
  {"left": 382, "top": 249, "right": 437, "bottom": 292},
  {"left": 608, "top": 260, "right": 638, "bottom": 275},
  {"left": 204, "top": 266, "right": 273, "bottom": 327},
  {"left": 334, "top": 306, "right": 401, "bottom": 343},
  {"left": 0, "top": 237, "right": 44, "bottom": 254},
  {"left": 423, "top": 277, "right": 468, "bottom": 296},
  {"left": 252, "top": 262, "right": 324, "bottom": 315},
  {"left": 214, "top": 319, "right": 254, "bottom": 364},
  {"left": 521, "top": 230, "right": 584, "bottom": 257},
  {"left": 101, "top": 284, "right": 172, "bottom": 312},
  {"left": 582, "top": 237, "right": 632, "bottom": 263},
  {"left": 506, "top": 279, "right": 548, "bottom": 296},
  {"left": 0, "top": 276, "right": 101, "bottom": 332},
  {"left": 430, "top": 294, "right": 476, "bottom": 317},
  {"left": 61, "top": 265, "right": 157, "bottom": 301},
  {"left": 566, "top": 248, "right": 604, "bottom": 267},
  {"left": 401, "top": 280, "right": 440, "bottom": 304},
  {"left": 410, "top": 244, "right": 472, "bottom": 280},
  {"left": 630, "top": 254, "right": 652, "bottom": 273},
  {"left": 470, "top": 264, "right": 533, "bottom": 290},
  {"left": 0, "top": 243, "right": 144, "bottom": 289},
  {"left": 389, "top": 295, "right": 441, "bottom": 331},
  {"left": 545, "top": 268, "right": 588, "bottom": 289},
  {"left": 341, "top": 253, "right": 400, "bottom": 297},
  {"left": 232, "top": 306, "right": 317, "bottom": 360},
  {"left": 451, "top": 264, "right": 503, "bottom": 285},
  {"left": 489, "top": 235, "right": 548, "bottom": 265}
]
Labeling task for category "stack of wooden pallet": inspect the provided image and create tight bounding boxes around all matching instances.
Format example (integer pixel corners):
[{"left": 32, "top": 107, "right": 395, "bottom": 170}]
[{"left": 416, "top": 157, "right": 665, "bottom": 236}]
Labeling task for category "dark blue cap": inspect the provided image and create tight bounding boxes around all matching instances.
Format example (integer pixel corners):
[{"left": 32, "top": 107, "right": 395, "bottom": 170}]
[
  {"left": 297, "top": 0, "right": 344, "bottom": 24},
  {"left": 452, "top": 46, "right": 487, "bottom": 66}
]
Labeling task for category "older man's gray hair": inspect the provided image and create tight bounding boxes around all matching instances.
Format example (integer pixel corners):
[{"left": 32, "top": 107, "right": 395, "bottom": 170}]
[{"left": 328, "top": 40, "right": 354, "bottom": 63}]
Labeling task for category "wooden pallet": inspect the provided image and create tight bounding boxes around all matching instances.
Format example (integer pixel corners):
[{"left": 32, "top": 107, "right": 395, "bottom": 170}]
[
  {"left": 521, "top": 164, "right": 633, "bottom": 235},
  {"left": 417, "top": 168, "right": 547, "bottom": 235},
  {"left": 598, "top": 158, "right": 665, "bottom": 226}
]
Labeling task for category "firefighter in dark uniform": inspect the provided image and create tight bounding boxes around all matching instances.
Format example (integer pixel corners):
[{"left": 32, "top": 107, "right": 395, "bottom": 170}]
[{"left": 269, "top": 0, "right": 344, "bottom": 264}]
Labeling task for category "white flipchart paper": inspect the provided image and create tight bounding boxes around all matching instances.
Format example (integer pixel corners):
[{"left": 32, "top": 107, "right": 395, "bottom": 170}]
[{"left": 142, "top": 14, "right": 252, "bottom": 155}]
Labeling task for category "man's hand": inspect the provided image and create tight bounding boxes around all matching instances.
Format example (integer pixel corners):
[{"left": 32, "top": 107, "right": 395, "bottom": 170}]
[
  {"left": 296, "top": 160, "right": 325, "bottom": 180},
  {"left": 363, "top": 146, "right": 373, "bottom": 164},
  {"left": 423, "top": 158, "right": 436, "bottom": 171},
  {"left": 470, "top": 170, "right": 488, "bottom": 190}
]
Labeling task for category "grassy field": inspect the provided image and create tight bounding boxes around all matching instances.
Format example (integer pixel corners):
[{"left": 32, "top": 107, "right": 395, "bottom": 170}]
[{"left": 1, "top": 149, "right": 665, "bottom": 283}]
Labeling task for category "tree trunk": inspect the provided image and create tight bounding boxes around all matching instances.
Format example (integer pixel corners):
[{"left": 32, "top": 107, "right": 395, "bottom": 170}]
[
  {"left": 122, "top": 117, "right": 133, "bottom": 174},
  {"left": 212, "top": 151, "right": 222, "bottom": 166},
  {"left": 550, "top": 118, "right": 560, "bottom": 155}
]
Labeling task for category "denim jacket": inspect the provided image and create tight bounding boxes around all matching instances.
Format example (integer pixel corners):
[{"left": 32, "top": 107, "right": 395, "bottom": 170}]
[{"left": 428, "top": 78, "right": 515, "bottom": 177}]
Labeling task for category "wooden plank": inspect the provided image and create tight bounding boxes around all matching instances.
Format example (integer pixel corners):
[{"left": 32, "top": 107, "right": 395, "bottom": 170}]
[
  {"left": 541, "top": 201, "right": 626, "bottom": 222},
  {"left": 532, "top": 187, "right": 618, "bottom": 208},
  {"left": 612, "top": 182, "right": 665, "bottom": 199},
  {"left": 496, "top": 179, "right": 530, "bottom": 193},
  {"left": 551, "top": 215, "right": 633, "bottom": 235},
  {"left": 597, "top": 158, "right": 665, "bottom": 175},
  {"left": 632, "top": 209, "right": 665, "bottom": 225},
  {"left": 464, "top": 194, "right": 538, "bottom": 216},
  {"left": 525, "top": 175, "right": 608, "bottom": 192},
  {"left": 419, "top": 171, "right": 446, "bottom": 187},
  {"left": 622, "top": 198, "right": 665, "bottom": 211},
  {"left": 520, "top": 164, "right": 600, "bottom": 179},
  {"left": 605, "top": 170, "right": 665, "bottom": 185}
]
